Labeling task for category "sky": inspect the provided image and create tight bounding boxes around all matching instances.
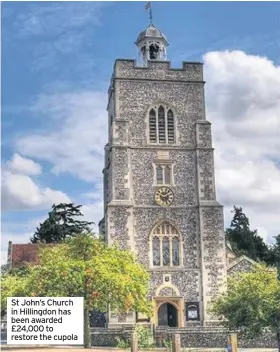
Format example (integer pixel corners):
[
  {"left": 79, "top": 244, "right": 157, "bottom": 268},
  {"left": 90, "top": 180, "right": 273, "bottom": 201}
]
[{"left": 1, "top": 1, "right": 280, "bottom": 263}]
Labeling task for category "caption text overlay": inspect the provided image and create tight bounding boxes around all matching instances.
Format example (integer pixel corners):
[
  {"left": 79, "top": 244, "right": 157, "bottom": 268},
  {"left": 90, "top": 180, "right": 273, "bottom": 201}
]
[{"left": 7, "top": 297, "right": 84, "bottom": 345}]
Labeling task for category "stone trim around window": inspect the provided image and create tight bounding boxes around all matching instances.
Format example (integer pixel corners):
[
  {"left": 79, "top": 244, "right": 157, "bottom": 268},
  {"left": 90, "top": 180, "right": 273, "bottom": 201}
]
[
  {"left": 149, "top": 221, "right": 183, "bottom": 268},
  {"left": 146, "top": 104, "right": 177, "bottom": 145},
  {"left": 153, "top": 162, "right": 175, "bottom": 186}
]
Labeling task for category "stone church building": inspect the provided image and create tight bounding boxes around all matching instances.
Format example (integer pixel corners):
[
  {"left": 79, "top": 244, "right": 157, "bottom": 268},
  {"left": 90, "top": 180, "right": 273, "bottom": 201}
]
[
  {"left": 7, "top": 22, "right": 259, "bottom": 335},
  {"left": 100, "top": 22, "right": 233, "bottom": 329}
]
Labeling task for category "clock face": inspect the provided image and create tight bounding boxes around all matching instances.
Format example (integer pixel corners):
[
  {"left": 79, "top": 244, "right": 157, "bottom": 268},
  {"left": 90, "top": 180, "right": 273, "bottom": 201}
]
[{"left": 155, "top": 187, "right": 174, "bottom": 206}]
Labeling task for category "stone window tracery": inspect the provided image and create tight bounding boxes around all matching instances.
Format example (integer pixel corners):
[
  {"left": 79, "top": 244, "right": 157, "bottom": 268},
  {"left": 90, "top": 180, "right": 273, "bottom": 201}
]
[
  {"left": 148, "top": 105, "right": 175, "bottom": 144},
  {"left": 151, "top": 222, "right": 181, "bottom": 267}
]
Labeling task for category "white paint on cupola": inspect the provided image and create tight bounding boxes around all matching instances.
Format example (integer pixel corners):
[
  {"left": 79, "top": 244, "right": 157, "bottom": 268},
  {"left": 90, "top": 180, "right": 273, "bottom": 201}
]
[{"left": 135, "top": 24, "right": 169, "bottom": 66}]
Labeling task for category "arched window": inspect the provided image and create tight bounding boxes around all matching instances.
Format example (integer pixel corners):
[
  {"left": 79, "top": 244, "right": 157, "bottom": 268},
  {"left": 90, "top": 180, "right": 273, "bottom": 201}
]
[
  {"left": 158, "top": 106, "right": 166, "bottom": 143},
  {"left": 152, "top": 237, "right": 160, "bottom": 266},
  {"left": 151, "top": 222, "right": 181, "bottom": 267},
  {"left": 148, "top": 106, "right": 175, "bottom": 144},
  {"left": 167, "top": 110, "right": 174, "bottom": 143},
  {"left": 149, "top": 44, "right": 160, "bottom": 60},
  {"left": 149, "top": 109, "right": 157, "bottom": 142}
]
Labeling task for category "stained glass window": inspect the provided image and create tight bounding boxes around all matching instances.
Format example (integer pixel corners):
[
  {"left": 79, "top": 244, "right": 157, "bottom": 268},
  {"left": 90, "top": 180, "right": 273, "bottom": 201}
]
[
  {"left": 151, "top": 222, "right": 181, "bottom": 267},
  {"left": 172, "top": 237, "right": 180, "bottom": 266},
  {"left": 163, "top": 236, "right": 170, "bottom": 266},
  {"left": 153, "top": 237, "right": 160, "bottom": 266}
]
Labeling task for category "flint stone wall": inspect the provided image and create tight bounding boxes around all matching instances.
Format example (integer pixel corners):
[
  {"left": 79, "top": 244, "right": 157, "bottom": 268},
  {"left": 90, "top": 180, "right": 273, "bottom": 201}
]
[
  {"left": 105, "top": 59, "right": 227, "bottom": 325},
  {"left": 227, "top": 259, "right": 255, "bottom": 276},
  {"left": 90, "top": 328, "right": 277, "bottom": 348}
]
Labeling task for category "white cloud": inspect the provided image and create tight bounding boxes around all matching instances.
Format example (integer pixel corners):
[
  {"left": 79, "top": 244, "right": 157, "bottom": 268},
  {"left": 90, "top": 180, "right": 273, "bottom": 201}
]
[
  {"left": 81, "top": 201, "right": 104, "bottom": 233},
  {"left": 15, "top": 91, "right": 108, "bottom": 232},
  {"left": 204, "top": 50, "right": 280, "bottom": 242},
  {"left": 17, "top": 91, "right": 108, "bottom": 183},
  {"left": 6, "top": 153, "right": 42, "bottom": 175},
  {"left": 1, "top": 171, "right": 71, "bottom": 212},
  {"left": 2, "top": 154, "right": 71, "bottom": 212}
]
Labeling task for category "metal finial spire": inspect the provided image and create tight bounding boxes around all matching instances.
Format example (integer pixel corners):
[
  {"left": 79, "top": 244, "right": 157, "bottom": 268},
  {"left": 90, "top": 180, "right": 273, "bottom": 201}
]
[{"left": 145, "top": 2, "right": 153, "bottom": 24}]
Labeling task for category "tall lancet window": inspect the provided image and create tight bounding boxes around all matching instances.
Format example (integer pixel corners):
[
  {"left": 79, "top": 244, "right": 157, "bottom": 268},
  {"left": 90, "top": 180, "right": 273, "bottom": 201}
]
[
  {"left": 152, "top": 237, "right": 160, "bottom": 266},
  {"left": 158, "top": 106, "right": 166, "bottom": 143},
  {"left": 149, "top": 109, "right": 157, "bottom": 143},
  {"left": 150, "top": 221, "right": 181, "bottom": 267},
  {"left": 167, "top": 110, "right": 174, "bottom": 143},
  {"left": 148, "top": 105, "right": 176, "bottom": 144}
]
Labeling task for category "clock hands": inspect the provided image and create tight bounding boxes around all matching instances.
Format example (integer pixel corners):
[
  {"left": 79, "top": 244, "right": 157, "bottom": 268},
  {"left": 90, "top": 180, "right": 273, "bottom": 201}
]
[{"left": 155, "top": 187, "right": 174, "bottom": 206}]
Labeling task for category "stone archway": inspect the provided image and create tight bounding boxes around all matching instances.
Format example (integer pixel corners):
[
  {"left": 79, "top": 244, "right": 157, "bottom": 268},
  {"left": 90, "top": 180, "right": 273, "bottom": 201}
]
[
  {"left": 157, "top": 302, "right": 178, "bottom": 327},
  {"left": 154, "top": 297, "right": 184, "bottom": 327}
]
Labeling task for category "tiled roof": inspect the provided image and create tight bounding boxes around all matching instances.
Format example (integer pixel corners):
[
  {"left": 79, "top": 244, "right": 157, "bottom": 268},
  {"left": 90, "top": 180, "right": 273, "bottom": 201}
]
[{"left": 11, "top": 243, "right": 55, "bottom": 267}]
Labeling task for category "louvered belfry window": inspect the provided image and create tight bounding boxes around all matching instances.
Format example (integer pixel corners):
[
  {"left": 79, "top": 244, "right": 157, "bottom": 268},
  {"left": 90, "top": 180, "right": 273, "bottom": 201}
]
[
  {"left": 158, "top": 106, "right": 166, "bottom": 143},
  {"left": 149, "top": 109, "right": 157, "bottom": 143},
  {"left": 167, "top": 110, "right": 174, "bottom": 143},
  {"left": 148, "top": 106, "right": 175, "bottom": 144}
]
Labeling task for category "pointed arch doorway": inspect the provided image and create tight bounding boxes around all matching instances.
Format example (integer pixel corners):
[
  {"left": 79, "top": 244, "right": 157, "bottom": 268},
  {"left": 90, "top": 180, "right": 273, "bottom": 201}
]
[
  {"left": 153, "top": 290, "right": 184, "bottom": 328},
  {"left": 158, "top": 302, "right": 178, "bottom": 327}
]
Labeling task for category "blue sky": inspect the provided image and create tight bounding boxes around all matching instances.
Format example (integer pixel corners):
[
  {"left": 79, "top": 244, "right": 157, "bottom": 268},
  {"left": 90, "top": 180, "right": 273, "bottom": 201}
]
[{"left": 2, "top": 1, "right": 280, "bottom": 263}]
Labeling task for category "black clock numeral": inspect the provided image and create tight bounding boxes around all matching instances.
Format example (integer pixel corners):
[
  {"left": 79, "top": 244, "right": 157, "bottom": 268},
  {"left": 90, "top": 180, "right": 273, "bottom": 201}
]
[{"left": 155, "top": 187, "right": 174, "bottom": 206}]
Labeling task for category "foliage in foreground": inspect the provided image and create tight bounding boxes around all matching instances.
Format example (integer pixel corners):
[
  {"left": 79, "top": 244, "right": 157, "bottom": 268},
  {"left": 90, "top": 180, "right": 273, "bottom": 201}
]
[
  {"left": 212, "top": 264, "right": 280, "bottom": 350},
  {"left": 115, "top": 336, "right": 130, "bottom": 349},
  {"left": 115, "top": 325, "right": 155, "bottom": 350},
  {"left": 1, "top": 234, "right": 152, "bottom": 348},
  {"left": 135, "top": 325, "right": 155, "bottom": 349}
]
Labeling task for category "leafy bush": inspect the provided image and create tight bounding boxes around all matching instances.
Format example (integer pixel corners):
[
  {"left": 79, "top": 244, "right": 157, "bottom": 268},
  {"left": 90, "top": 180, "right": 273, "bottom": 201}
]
[
  {"left": 162, "top": 338, "right": 172, "bottom": 349},
  {"left": 135, "top": 324, "right": 155, "bottom": 349},
  {"left": 115, "top": 336, "right": 130, "bottom": 349}
]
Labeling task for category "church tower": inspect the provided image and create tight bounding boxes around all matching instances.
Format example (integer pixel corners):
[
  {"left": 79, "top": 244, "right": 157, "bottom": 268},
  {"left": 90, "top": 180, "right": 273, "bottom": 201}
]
[{"left": 102, "top": 21, "right": 227, "bottom": 328}]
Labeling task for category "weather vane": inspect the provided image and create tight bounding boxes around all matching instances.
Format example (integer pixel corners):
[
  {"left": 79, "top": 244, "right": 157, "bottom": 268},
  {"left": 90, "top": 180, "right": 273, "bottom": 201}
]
[{"left": 145, "top": 2, "right": 153, "bottom": 25}]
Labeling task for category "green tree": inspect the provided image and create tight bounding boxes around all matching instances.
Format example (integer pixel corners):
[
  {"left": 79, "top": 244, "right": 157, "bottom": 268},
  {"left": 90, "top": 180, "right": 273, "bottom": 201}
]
[
  {"left": 226, "top": 206, "right": 270, "bottom": 263},
  {"left": 271, "top": 234, "right": 280, "bottom": 264},
  {"left": 212, "top": 265, "right": 280, "bottom": 351},
  {"left": 1, "top": 263, "right": 10, "bottom": 275},
  {"left": 1, "top": 234, "right": 152, "bottom": 348},
  {"left": 30, "top": 203, "right": 94, "bottom": 243}
]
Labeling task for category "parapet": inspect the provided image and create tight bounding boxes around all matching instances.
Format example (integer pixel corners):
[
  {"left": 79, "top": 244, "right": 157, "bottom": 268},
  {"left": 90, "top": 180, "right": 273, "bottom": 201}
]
[{"left": 113, "top": 59, "right": 204, "bottom": 82}]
